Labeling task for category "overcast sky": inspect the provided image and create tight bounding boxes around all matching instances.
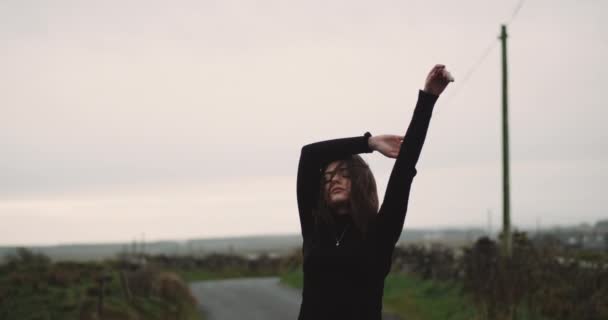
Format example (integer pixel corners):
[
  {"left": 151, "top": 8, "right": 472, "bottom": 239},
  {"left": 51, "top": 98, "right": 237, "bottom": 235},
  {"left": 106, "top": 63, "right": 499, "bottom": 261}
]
[{"left": 1, "top": 0, "right": 606, "bottom": 246}]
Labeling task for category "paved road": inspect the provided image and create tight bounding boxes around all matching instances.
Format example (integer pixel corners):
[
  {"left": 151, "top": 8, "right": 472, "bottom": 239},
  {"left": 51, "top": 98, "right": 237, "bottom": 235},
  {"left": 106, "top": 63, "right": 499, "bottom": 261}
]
[
  {"left": 190, "top": 277, "right": 302, "bottom": 320},
  {"left": 190, "top": 277, "right": 402, "bottom": 320}
]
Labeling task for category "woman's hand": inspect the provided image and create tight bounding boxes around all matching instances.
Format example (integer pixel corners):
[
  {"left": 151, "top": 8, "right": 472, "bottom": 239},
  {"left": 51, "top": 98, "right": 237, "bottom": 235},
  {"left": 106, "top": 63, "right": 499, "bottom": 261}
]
[
  {"left": 369, "top": 135, "right": 403, "bottom": 159},
  {"left": 423, "top": 64, "right": 454, "bottom": 96}
]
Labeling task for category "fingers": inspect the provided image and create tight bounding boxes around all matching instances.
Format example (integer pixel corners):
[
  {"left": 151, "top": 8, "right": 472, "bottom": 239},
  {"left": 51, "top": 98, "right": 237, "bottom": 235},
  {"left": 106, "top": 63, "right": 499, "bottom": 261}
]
[
  {"left": 387, "top": 146, "right": 400, "bottom": 158},
  {"left": 429, "top": 64, "right": 454, "bottom": 83},
  {"left": 376, "top": 135, "right": 403, "bottom": 158},
  {"left": 383, "top": 150, "right": 399, "bottom": 159},
  {"left": 392, "top": 147, "right": 401, "bottom": 158},
  {"left": 432, "top": 64, "right": 445, "bottom": 76},
  {"left": 387, "top": 134, "right": 403, "bottom": 141},
  {"left": 427, "top": 65, "right": 446, "bottom": 84},
  {"left": 442, "top": 69, "right": 455, "bottom": 82}
]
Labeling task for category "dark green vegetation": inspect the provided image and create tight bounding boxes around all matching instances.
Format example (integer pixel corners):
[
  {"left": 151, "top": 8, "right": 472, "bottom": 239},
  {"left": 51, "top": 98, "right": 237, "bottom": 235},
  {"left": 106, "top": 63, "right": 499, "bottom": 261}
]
[
  {"left": 462, "top": 233, "right": 607, "bottom": 320},
  {"left": 176, "top": 267, "right": 276, "bottom": 283},
  {"left": 0, "top": 248, "right": 201, "bottom": 320},
  {"left": 148, "top": 251, "right": 301, "bottom": 283}
]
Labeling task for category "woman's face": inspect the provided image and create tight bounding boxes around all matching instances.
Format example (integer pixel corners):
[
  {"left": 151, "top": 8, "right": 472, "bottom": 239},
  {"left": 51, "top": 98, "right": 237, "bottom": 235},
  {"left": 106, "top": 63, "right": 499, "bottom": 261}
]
[{"left": 323, "top": 160, "right": 352, "bottom": 210}]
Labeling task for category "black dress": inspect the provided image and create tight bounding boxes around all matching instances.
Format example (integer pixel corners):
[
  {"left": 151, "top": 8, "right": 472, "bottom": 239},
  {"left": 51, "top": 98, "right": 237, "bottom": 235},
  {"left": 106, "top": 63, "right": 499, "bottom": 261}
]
[{"left": 296, "top": 90, "right": 439, "bottom": 320}]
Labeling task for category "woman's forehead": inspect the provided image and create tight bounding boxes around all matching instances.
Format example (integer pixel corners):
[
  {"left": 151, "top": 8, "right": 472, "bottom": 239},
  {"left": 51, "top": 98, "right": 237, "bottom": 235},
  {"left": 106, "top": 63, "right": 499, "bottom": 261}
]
[{"left": 325, "top": 160, "right": 347, "bottom": 172}]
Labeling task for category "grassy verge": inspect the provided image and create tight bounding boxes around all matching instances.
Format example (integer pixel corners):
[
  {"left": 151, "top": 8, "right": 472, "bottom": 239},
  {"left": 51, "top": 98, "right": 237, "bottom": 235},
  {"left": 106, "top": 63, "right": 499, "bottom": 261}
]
[
  {"left": 382, "top": 273, "right": 476, "bottom": 320},
  {"left": 0, "top": 261, "right": 202, "bottom": 320},
  {"left": 280, "top": 268, "right": 476, "bottom": 320},
  {"left": 279, "top": 267, "right": 304, "bottom": 289}
]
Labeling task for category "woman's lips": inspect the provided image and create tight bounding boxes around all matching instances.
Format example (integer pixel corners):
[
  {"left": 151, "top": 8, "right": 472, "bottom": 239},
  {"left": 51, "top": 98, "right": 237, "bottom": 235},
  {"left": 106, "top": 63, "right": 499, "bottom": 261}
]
[{"left": 331, "top": 188, "right": 344, "bottom": 194}]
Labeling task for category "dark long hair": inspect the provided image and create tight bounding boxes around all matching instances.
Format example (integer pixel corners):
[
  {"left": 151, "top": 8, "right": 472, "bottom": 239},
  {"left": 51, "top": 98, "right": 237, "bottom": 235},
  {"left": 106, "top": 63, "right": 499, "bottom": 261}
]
[{"left": 313, "top": 154, "right": 379, "bottom": 238}]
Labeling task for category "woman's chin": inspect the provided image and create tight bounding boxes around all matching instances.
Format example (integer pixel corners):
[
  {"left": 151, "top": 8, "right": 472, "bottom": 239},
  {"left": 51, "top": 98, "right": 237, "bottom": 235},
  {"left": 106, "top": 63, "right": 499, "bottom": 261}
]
[{"left": 328, "top": 196, "right": 349, "bottom": 208}]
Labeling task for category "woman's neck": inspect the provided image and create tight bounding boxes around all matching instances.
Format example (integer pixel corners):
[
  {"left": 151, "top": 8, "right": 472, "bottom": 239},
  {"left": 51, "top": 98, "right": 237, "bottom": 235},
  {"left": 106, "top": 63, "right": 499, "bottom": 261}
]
[
  {"left": 332, "top": 210, "right": 352, "bottom": 225},
  {"left": 333, "top": 206, "right": 350, "bottom": 216}
]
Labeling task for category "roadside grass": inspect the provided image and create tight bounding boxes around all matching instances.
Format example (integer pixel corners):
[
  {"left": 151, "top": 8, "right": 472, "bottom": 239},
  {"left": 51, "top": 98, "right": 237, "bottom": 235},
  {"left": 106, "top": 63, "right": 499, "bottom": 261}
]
[
  {"left": 278, "top": 267, "right": 304, "bottom": 289},
  {"left": 382, "top": 273, "right": 476, "bottom": 320}
]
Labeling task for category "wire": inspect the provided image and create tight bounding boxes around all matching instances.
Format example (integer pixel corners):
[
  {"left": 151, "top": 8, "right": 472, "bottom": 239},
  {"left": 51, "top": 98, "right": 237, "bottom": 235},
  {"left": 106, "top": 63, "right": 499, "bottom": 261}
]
[
  {"left": 439, "top": 0, "right": 527, "bottom": 108},
  {"left": 441, "top": 39, "right": 499, "bottom": 107},
  {"left": 506, "top": 0, "right": 527, "bottom": 26}
]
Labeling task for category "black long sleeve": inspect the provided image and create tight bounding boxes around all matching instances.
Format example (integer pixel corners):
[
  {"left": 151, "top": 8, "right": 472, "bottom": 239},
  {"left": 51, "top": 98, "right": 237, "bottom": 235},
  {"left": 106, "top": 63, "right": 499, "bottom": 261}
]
[
  {"left": 376, "top": 89, "right": 438, "bottom": 247},
  {"left": 296, "top": 133, "right": 373, "bottom": 240}
]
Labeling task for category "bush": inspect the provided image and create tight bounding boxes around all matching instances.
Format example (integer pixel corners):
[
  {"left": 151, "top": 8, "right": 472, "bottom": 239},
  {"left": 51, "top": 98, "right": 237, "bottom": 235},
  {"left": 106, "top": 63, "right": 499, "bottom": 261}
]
[
  {"left": 392, "top": 244, "right": 460, "bottom": 281},
  {"left": 463, "top": 232, "right": 608, "bottom": 320}
]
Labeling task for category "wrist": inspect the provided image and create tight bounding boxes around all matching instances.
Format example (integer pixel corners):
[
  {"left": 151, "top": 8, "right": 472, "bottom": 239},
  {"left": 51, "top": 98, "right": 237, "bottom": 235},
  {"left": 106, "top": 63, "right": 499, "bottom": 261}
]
[
  {"left": 364, "top": 132, "right": 375, "bottom": 152},
  {"left": 367, "top": 136, "right": 376, "bottom": 151},
  {"left": 422, "top": 87, "right": 440, "bottom": 97}
]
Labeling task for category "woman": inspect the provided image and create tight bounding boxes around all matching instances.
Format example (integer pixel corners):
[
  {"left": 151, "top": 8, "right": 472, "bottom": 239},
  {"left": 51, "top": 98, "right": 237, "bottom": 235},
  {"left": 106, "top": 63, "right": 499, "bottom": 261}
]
[{"left": 296, "top": 64, "right": 453, "bottom": 320}]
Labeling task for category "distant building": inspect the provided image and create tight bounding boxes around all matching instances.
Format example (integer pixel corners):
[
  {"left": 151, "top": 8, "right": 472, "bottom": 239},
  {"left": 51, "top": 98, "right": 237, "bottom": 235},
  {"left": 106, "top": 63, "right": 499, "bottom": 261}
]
[{"left": 538, "top": 219, "right": 608, "bottom": 251}]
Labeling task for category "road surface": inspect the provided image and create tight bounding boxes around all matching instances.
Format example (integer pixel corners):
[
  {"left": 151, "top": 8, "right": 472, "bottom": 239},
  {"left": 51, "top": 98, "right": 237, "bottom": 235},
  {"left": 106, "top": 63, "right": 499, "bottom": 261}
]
[
  {"left": 190, "top": 276, "right": 402, "bottom": 320},
  {"left": 190, "top": 277, "right": 301, "bottom": 320}
]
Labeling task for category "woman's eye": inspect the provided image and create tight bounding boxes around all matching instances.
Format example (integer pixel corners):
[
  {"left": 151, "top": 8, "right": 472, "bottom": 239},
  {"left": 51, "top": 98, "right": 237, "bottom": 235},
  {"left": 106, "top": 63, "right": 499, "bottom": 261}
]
[{"left": 323, "top": 167, "right": 349, "bottom": 183}]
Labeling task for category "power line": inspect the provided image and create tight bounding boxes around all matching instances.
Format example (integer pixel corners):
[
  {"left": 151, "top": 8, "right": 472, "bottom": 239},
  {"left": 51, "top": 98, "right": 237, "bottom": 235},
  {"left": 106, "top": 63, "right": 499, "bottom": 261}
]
[
  {"left": 506, "top": 0, "right": 527, "bottom": 26},
  {"left": 441, "top": 0, "right": 527, "bottom": 107},
  {"left": 442, "top": 39, "right": 498, "bottom": 106}
]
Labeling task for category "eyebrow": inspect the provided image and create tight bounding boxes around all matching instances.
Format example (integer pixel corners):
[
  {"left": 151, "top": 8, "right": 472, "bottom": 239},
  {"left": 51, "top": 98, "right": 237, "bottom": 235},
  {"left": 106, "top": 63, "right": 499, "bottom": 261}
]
[{"left": 324, "top": 165, "right": 348, "bottom": 174}]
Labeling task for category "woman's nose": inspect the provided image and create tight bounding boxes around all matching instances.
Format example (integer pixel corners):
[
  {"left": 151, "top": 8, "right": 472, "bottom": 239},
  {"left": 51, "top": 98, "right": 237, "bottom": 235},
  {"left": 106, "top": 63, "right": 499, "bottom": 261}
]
[{"left": 330, "top": 173, "right": 342, "bottom": 183}]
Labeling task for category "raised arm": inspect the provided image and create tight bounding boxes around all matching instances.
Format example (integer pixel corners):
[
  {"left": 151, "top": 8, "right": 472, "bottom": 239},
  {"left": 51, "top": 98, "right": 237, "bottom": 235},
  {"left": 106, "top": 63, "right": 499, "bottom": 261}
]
[
  {"left": 297, "top": 133, "right": 373, "bottom": 240},
  {"left": 376, "top": 64, "right": 452, "bottom": 247}
]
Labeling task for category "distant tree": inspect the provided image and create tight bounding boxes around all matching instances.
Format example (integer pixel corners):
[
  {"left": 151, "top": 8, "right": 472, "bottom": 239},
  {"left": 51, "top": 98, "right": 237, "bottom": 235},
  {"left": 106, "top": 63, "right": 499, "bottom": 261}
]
[
  {"left": 595, "top": 219, "right": 608, "bottom": 232},
  {"left": 3, "top": 247, "right": 51, "bottom": 267}
]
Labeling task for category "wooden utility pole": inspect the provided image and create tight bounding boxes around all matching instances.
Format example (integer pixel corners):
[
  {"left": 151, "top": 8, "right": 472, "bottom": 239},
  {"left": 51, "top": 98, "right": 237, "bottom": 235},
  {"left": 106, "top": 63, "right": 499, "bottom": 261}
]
[{"left": 500, "top": 24, "right": 512, "bottom": 257}]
